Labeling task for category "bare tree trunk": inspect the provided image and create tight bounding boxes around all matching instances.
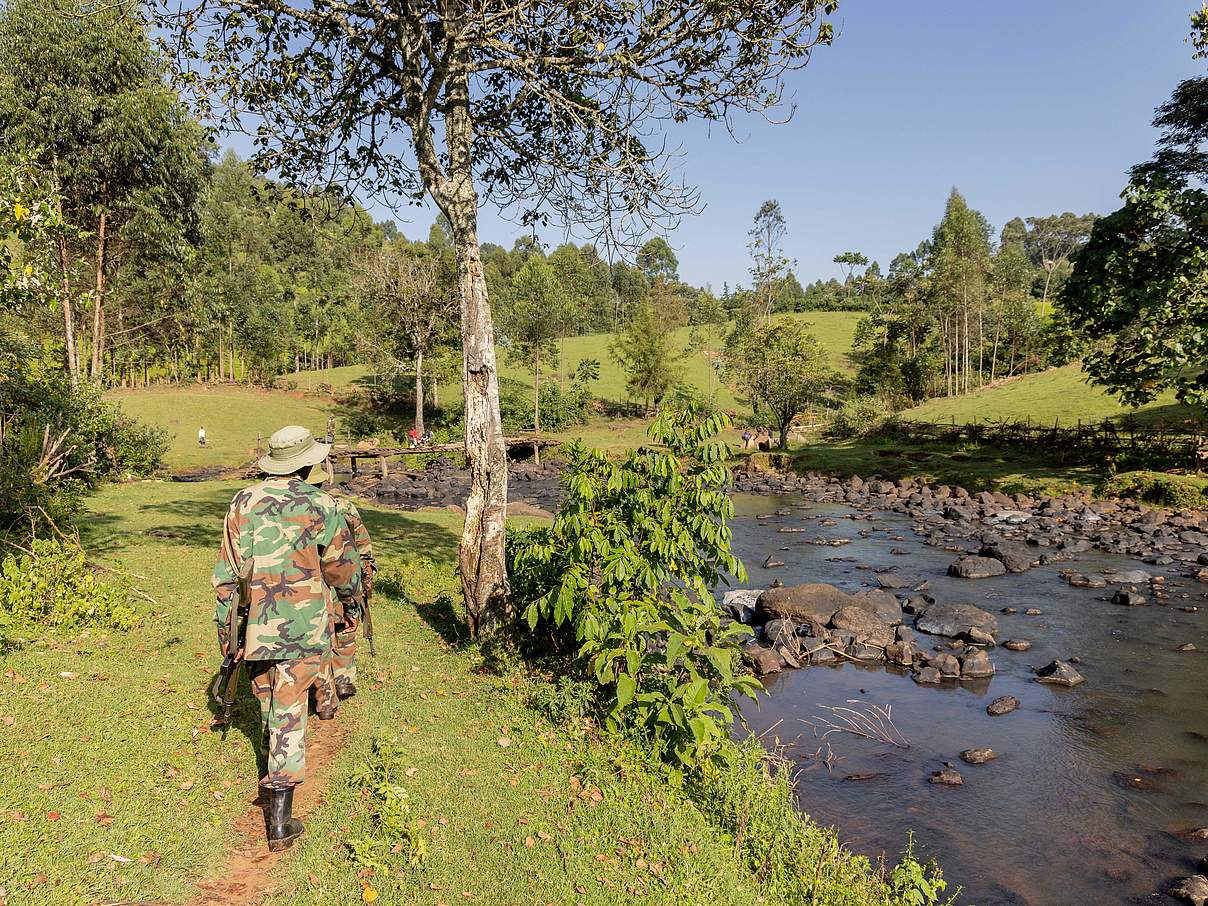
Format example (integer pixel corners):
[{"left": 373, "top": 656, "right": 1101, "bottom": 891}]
[
  {"left": 90, "top": 210, "right": 107, "bottom": 380},
  {"left": 57, "top": 235, "right": 79, "bottom": 387},
  {"left": 443, "top": 68, "right": 510, "bottom": 639},
  {"left": 414, "top": 348, "right": 425, "bottom": 435},
  {"left": 533, "top": 344, "right": 541, "bottom": 434}
]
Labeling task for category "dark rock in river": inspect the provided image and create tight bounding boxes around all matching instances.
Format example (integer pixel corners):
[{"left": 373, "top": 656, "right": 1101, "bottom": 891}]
[
  {"left": 721, "top": 589, "right": 761, "bottom": 624},
  {"left": 1003, "top": 639, "right": 1032, "bottom": 651},
  {"left": 913, "top": 666, "right": 942, "bottom": 684},
  {"left": 749, "top": 647, "right": 782, "bottom": 676},
  {"left": 929, "top": 767, "right": 964, "bottom": 785},
  {"left": 980, "top": 540, "right": 1035, "bottom": 573},
  {"left": 947, "top": 555, "right": 1008, "bottom": 579},
  {"left": 1104, "top": 568, "right": 1152, "bottom": 585},
  {"left": 959, "top": 649, "right": 994, "bottom": 678},
  {"left": 1034, "top": 659, "right": 1086, "bottom": 687},
  {"left": 987, "top": 695, "right": 1020, "bottom": 716},
  {"left": 755, "top": 583, "right": 852, "bottom": 626},
  {"left": 1111, "top": 589, "right": 1148, "bottom": 607},
  {"left": 914, "top": 602, "right": 999, "bottom": 639},
  {"left": 1069, "top": 573, "right": 1108, "bottom": 589},
  {"left": 761, "top": 555, "right": 785, "bottom": 569},
  {"left": 929, "top": 653, "right": 961, "bottom": 677},
  {"left": 960, "top": 747, "right": 997, "bottom": 765},
  {"left": 876, "top": 572, "right": 913, "bottom": 589},
  {"left": 1024, "top": 608, "right": 1043, "bottom": 616}
]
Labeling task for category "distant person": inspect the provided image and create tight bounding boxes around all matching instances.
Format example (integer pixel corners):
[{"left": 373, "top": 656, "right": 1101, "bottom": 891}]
[
  {"left": 420, "top": 430, "right": 433, "bottom": 446},
  {"left": 741, "top": 429, "right": 753, "bottom": 450},
  {"left": 407, "top": 426, "right": 419, "bottom": 448},
  {"left": 198, "top": 425, "right": 206, "bottom": 447}
]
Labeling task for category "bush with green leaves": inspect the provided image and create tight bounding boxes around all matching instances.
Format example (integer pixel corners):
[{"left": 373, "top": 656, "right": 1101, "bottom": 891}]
[
  {"left": 0, "top": 538, "right": 136, "bottom": 633},
  {"left": 1100, "top": 470, "right": 1208, "bottom": 508},
  {"left": 346, "top": 736, "right": 427, "bottom": 877},
  {"left": 507, "top": 405, "right": 759, "bottom": 773},
  {"left": 0, "top": 371, "right": 168, "bottom": 539},
  {"left": 827, "top": 394, "right": 897, "bottom": 439}
]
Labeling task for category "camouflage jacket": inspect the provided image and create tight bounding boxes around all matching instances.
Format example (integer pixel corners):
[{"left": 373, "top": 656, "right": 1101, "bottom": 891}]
[
  {"left": 333, "top": 496, "right": 377, "bottom": 620},
  {"left": 212, "top": 477, "right": 362, "bottom": 660}
]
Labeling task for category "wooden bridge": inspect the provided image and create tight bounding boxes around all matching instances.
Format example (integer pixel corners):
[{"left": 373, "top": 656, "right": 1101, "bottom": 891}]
[{"left": 329, "top": 435, "right": 560, "bottom": 477}]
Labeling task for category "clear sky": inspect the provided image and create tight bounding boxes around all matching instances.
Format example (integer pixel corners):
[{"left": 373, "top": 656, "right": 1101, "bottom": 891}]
[{"left": 227, "top": 1, "right": 1202, "bottom": 291}]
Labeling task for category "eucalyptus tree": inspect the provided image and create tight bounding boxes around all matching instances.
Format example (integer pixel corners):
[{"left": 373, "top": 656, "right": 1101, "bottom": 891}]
[
  {"left": 0, "top": 0, "right": 204, "bottom": 386},
  {"left": 748, "top": 199, "right": 795, "bottom": 322},
  {"left": 166, "top": 0, "right": 838, "bottom": 636}
]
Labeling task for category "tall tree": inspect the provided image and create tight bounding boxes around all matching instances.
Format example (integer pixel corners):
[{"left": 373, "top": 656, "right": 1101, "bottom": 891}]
[
  {"left": 833, "top": 250, "right": 869, "bottom": 304},
  {"left": 747, "top": 199, "right": 795, "bottom": 322},
  {"left": 610, "top": 285, "right": 682, "bottom": 413},
  {"left": 930, "top": 189, "right": 991, "bottom": 396},
  {"left": 503, "top": 257, "right": 564, "bottom": 434},
  {"left": 0, "top": 0, "right": 204, "bottom": 385},
  {"left": 636, "top": 237, "right": 679, "bottom": 283},
  {"left": 169, "top": 0, "right": 838, "bottom": 636},
  {"left": 1023, "top": 212, "right": 1096, "bottom": 317}
]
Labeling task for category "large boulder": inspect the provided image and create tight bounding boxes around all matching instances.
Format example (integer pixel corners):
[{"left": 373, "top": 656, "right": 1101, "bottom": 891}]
[
  {"left": 915, "top": 602, "right": 999, "bottom": 640},
  {"left": 979, "top": 541, "right": 1035, "bottom": 573},
  {"left": 830, "top": 607, "right": 894, "bottom": 645},
  {"left": 948, "top": 556, "right": 1008, "bottom": 579},
  {"left": 959, "top": 649, "right": 995, "bottom": 678},
  {"left": 849, "top": 589, "right": 904, "bottom": 625},
  {"left": 1168, "top": 875, "right": 1208, "bottom": 906},
  {"left": 748, "top": 647, "right": 782, "bottom": 676},
  {"left": 755, "top": 583, "right": 853, "bottom": 627}
]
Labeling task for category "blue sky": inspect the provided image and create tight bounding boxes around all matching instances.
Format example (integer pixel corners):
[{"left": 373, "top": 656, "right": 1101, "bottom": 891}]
[{"left": 224, "top": 1, "right": 1201, "bottom": 290}]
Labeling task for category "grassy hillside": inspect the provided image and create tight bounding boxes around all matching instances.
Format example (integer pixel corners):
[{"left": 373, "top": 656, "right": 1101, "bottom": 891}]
[
  {"left": 112, "top": 313, "right": 863, "bottom": 469},
  {"left": 901, "top": 364, "right": 1203, "bottom": 428}
]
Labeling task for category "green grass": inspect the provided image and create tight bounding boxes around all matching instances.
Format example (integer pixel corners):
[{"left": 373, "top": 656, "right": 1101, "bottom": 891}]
[
  {"left": 108, "top": 385, "right": 335, "bottom": 470},
  {"left": 0, "top": 479, "right": 915, "bottom": 905},
  {"left": 901, "top": 364, "right": 1202, "bottom": 428}
]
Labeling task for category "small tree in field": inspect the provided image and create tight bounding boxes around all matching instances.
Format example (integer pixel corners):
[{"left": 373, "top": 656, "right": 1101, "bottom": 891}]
[
  {"left": 723, "top": 319, "right": 836, "bottom": 448},
  {"left": 356, "top": 246, "right": 457, "bottom": 435},
  {"left": 166, "top": 0, "right": 838, "bottom": 636},
  {"left": 504, "top": 257, "right": 564, "bottom": 434},
  {"left": 610, "top": 299, "right": 679, "bottom": 414}
]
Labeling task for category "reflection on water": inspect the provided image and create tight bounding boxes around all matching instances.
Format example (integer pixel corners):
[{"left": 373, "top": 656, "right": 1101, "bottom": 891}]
[{"left": 728, "top": 495, "right": 1208, "bottom": 906}]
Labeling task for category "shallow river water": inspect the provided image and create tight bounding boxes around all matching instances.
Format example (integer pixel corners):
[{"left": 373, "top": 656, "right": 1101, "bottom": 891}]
[{"left": 727, "top": 494, "right": 1208, "bottom": 906}]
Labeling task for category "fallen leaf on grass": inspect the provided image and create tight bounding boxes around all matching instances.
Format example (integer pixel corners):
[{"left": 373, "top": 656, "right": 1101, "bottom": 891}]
[
  {"left": 524, "top": 836, "right": 535, "bottom": 849},
  {"left": 46, "top": 811, "right": 61, "bottom": 821},
  {"left": 361, "top": 886, "right": 378, "bottom": 903},
  {"left": 7, "top": 812, "right": 27, "bottom": 823},
  {"left": 496, "top": 737, "right": 512, "bottom": 748},
  {"left": 108, "top": 853, "right": 133, "bottom": 863},
  {"left": 137, "top": 852, "right": 160, "bottom": 866},
  {"left": 86, "top": 852, "right": 104, "bottom": 864},
  {"left": 178, "top": 780, "right": 194, "bottom": 791},
  {"left": 405, "top": 767, "right": 419, "bottom": 778},
  {"left": 58, "top": 672, "right": 78, "bottom": 679},
  {"left": 95, "top": 812, "right": 114, "bottom": 826},
  {"left": 0, "top": 716, "right": 13, "bottom": 727}
]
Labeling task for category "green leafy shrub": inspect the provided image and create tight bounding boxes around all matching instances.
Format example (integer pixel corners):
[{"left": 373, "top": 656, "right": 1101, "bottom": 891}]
[
  {"left": 1100, "top": 470, "right": 1208, "bottom": 508},
  {"left": 508, "top": 405, "right": 759, "bottom": 774},
  {"left": 346, "top": 737, "right": 427, "bottom": 875},
  {"left": 0, "top": 538, "right": 136, "bottom": 632},
  {"left": 827, "top": 394, "right": 896, "bottom": 439}
]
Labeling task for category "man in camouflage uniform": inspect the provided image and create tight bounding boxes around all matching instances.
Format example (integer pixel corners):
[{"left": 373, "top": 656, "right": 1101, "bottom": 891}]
[
  {"left": 212, "top": 425, "right": 362, "bottom": 851},
  {"left": 313, "top": 495, "right": 376, "bottom": 717}
]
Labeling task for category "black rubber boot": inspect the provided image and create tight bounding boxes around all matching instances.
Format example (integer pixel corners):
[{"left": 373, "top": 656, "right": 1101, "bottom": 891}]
[
  {"left": 265, "top": 786, "right": 305, "bottom": 852},
  {"left": 335, "top": 679, "right": 356, "bottom": 700}
]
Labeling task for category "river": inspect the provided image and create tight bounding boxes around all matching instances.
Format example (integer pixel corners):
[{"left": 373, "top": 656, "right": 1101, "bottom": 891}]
[{"left": 728, "top": 494, "right": 1208, "bottom": 906}]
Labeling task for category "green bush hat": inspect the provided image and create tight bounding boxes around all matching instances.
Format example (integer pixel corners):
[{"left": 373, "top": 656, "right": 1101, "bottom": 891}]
[{"left": 259, "top": 425, "right": 331, "bottom": 476}]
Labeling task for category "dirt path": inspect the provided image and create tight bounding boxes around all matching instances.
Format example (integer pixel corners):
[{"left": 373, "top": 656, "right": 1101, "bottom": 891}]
[{"left": 188, "top": 717, "right": 350, "bottom": 906}]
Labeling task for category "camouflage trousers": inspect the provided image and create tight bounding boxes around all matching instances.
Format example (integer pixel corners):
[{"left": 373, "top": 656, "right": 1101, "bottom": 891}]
[
  {"left": 249, "top": 655, "right": 321, "bottom": 789},
  {"left": 314, "top": 617, "right": 358, "bottom": 712}
]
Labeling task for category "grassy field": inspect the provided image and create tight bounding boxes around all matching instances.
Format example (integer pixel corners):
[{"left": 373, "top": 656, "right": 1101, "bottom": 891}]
[
  {"left": 107, "top": 385, "right": 333, "bottom": 470},
  {"left": 901, "top": 364, "right": 1201, "bottom": 427},
  {"left": 0, "top": 480, "right": 914, "bottom": 905}
]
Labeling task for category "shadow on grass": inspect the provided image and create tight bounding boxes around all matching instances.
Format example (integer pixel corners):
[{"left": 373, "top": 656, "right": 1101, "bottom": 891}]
[{"left": 204, "top": 665, "right": 268, "bottom": 779}]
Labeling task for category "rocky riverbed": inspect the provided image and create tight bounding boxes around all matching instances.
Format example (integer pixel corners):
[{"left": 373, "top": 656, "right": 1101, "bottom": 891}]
[{"left": 332, "top": 457, "right": 1208, "bottom": 904}]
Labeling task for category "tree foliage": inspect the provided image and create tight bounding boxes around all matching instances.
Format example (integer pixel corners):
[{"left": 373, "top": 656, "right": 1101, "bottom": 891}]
[
  {"left": 723, "top": 318, "right": 837, "bottom": 447},
  {"left": 1061, "top": 7, "right": 1208, "bottom": 408},
  {"left": 507, "top": 407, "right": 758, "bottom": 774}
]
